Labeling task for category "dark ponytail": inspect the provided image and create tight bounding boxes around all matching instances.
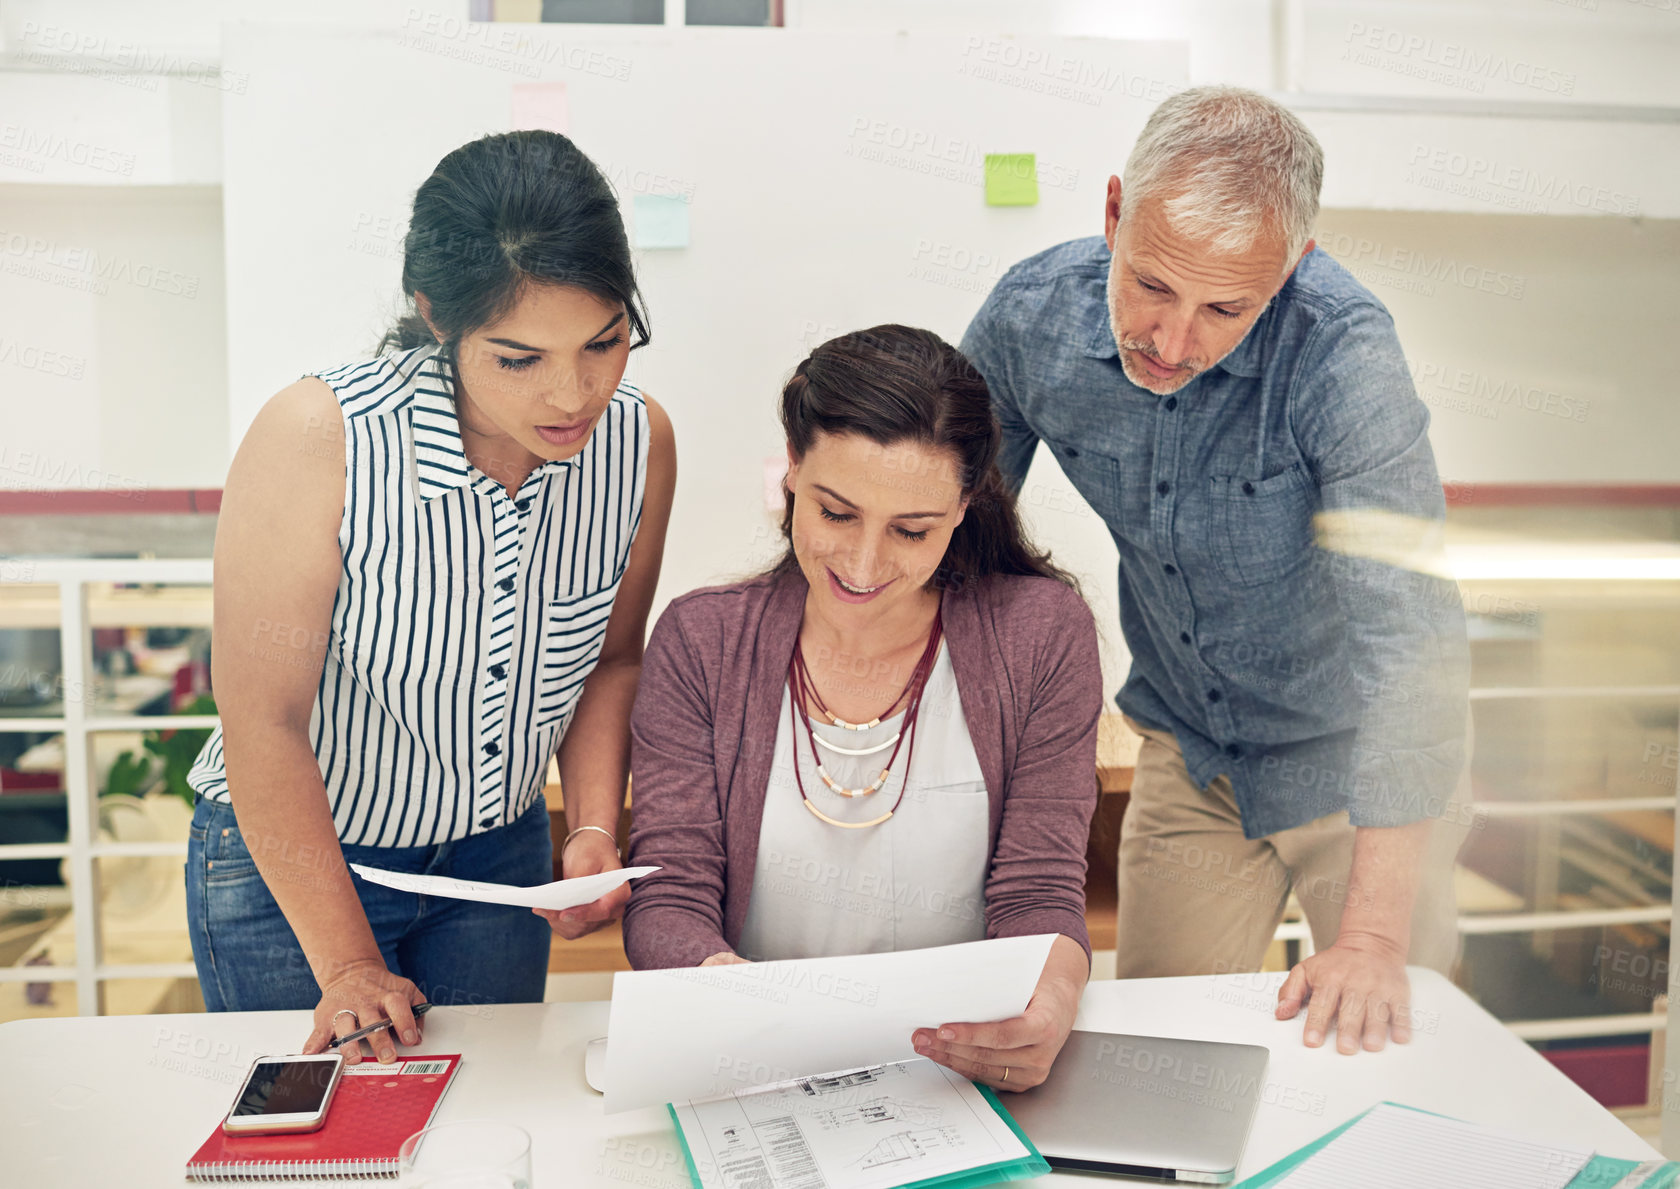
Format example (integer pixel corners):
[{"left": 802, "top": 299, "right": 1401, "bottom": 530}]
[
  {"left": 379, "top": 130, "right": 650, "bottom": 358},
  {"left": 772, "top": 324, "right": 1071, "bottom": 592}
]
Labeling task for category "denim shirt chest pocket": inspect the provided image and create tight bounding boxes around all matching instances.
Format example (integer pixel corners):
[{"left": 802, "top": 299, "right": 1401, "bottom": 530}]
[
  {"left": 1046, "top": 436, "right": 1119, "bottom": 497},
  {"left": 1043, "top": 437, "right": 1153, "bottom": 550},
  {"left": 1208, "top": 463, "right": 1318, "bottom": 587}
]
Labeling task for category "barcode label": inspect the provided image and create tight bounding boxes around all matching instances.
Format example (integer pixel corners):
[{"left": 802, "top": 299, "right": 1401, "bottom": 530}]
[{"left": 401, "top": 1060, "right": 450, "bottom": 1075}]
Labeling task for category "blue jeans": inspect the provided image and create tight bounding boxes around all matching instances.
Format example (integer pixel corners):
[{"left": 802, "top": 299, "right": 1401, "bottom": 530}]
[{"left": 186, "top": 795, "right": 552, "bottom": 1012}]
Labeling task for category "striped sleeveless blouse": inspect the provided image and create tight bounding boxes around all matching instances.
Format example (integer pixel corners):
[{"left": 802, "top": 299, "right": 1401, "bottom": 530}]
[{"left": 188, "top": 345, "right": 649, "bottom": 847}]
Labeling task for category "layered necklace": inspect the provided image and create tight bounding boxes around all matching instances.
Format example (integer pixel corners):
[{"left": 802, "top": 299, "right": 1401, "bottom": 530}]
[{"left": 786, "top": 608, "right": 944, "bottom": 830}]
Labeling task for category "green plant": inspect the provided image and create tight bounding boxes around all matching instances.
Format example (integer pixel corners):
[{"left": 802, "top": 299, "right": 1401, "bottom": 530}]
[
  {"left": 144, "top": 693, "right": 218, "bottom": 810},
  {"left": 103, "top": 749, "right": 154, "bottom": 799}
]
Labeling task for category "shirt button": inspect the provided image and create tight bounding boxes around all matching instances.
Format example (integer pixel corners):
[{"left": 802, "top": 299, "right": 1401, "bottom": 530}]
[
  {"left": 489, "top": 663, "right": 507, "bottom": 680},
  {"left": 1156, "top": 481, "right": 1170, "bottom": 496},
  {"left": 484, "top": 740, "right": 501, "bottom": 757},
  {"left": 1225, "top": 743, "right": 1241, "bottom": 758},
  {"left": 1179, "top": 632, "right": 1192, "bottom": 645},
  {"left": 516, "top": 498, "right": 531, "bottom": 512},
  {"left": 1163, "top": 563, "right": 1177, "bottom": 576},
  {"left": 1207, "top": 688, "right": 1223, "bottom": 703},
  {"left": 1164, "top": 397, "right": 1178, "bottom": 412},
  {"left": 1242, "top": 481, "right": 1256, "bottom": 496},
  {"left": 497, "top": 578, "right": 515, "bottom": 593}
]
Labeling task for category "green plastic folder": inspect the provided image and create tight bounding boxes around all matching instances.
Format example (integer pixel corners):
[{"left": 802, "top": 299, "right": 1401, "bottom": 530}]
[
  {"left": 1233, "top": 1101, "right": 1679, "bottom": 1189},
  {"left": 1232, "top": 1104, "right": 1373, "bottom": 1188},
  {"left": 666, "top": 1082, "right": 1049, "bottom": 1189},
  {"left": 1567, "top": 1160, "right": 1680, "bottom": 1189}
]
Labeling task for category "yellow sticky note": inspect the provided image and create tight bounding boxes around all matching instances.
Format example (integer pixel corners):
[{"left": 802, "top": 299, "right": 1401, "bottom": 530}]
[{"left": 985, "top": 153, "right": 1039, "bottom": 206}]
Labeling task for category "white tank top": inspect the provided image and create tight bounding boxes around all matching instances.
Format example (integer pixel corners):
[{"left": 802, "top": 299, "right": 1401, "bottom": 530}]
[{"left": 738, "top": 645, "right": 990, "bottom": 960}]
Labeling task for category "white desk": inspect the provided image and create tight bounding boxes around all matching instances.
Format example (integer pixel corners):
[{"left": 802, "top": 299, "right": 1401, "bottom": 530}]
[{"left": 0, "top": 968, "right": 1659, "bottom": 1187}]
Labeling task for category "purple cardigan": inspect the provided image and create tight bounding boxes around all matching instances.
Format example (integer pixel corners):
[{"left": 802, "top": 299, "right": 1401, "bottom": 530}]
[{"left": 622, "top": 568, "right": 1102, "bottom": 969}]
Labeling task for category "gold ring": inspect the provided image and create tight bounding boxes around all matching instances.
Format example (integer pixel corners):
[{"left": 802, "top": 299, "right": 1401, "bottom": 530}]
[{"left": 1001, "top": 1066, "right": 1010, "bottom": 1083}]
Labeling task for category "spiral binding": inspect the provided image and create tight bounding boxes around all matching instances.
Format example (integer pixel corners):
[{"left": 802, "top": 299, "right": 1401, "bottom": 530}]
[{"left": 185, "top": 1156, "right": 399, "bottom": 1181}]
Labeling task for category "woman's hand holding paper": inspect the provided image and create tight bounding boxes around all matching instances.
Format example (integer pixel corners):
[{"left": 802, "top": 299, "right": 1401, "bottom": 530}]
[
  {"left": 911, "top": 933, "right": 1088, "bottom": 1091},
  {"left": 533, "top": 829, "right": 631, "bottom": 941}
]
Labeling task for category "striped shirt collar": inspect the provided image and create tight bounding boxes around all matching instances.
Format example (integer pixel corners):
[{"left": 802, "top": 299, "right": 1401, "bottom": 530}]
[{"left": 410, "top": 348, "right": 574, "bottom": 503}]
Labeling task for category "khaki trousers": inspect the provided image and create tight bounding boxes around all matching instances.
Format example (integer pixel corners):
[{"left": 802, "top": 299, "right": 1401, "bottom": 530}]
[{"left": 1113, "top": 717, "right": 1472, "bottom": 979}]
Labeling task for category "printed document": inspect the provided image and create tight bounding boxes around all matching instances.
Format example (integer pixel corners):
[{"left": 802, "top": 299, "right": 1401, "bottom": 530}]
[
  {"left": 671, "top": 1058, "right": 1034, "bottom": 1189},
  {"left": 604, "top": 934, "right": 1056, "bottom": 1113}
]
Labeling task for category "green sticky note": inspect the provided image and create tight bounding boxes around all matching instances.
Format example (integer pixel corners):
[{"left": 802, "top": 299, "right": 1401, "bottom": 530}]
[
  {"left": 985, "top": 153, "right": 1039, "bottom": 206},
  {"left": 633, "top": 194, "right": 689, "bottom": 249}
]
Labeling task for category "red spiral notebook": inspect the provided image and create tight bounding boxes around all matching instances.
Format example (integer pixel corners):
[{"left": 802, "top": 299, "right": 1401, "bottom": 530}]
[{"left": 185, "top": 1054, "right": 462, "bottom": 1181}]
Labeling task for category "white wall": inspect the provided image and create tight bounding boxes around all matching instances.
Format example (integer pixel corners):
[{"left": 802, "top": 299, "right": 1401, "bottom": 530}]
[
  {"left": 787, "top": 0, "right": 1680, "bottom": 221},
  {"left": 1294, "top": 0, "right": 1680, "bottom": 107},
  {"left": 1313, "top": 210, "right": 1680, "bottom": 485},
  {"left": 0, "top": 185, "right": 228, "bottom": 492},
  {"left": 788, "top": 0, "right": 1680, "bottom": 105},
  {"left": 2, "top": 2, "right": 1676, "bottom": 698},
  {"left": 0, "top": 0, "right": 454, "bottom": 59},
  {"left": 215, "top": 24, "right": 1187, "bottom": 694}
]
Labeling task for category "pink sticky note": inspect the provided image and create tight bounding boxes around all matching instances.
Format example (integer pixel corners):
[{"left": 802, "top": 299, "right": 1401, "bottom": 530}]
[{"left": 511, "top": 82, "right": 569, "bottom": 133}]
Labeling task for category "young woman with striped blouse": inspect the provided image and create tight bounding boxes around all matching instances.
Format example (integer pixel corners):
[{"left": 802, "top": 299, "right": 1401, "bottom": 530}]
[{"left": 184, "top": 131, "right": 675, "bottom": 1062}]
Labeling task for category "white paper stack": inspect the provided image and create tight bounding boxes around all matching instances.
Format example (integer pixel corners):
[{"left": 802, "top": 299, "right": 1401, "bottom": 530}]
[{"left": 1273, "top": 1102, "right": 1593, "bottom": 1189}]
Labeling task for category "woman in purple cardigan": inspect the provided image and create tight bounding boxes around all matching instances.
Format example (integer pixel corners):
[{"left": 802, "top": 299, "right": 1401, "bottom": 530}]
[{"left": 620, "top": 324, "right": 1102, "bottom": 1092}]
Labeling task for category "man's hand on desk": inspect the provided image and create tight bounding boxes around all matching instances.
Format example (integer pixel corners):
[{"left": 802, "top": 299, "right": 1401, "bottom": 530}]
[
  {"left": 532, "top": 828, "right": 631, "bottom": 941},
  {"left": 1275, "top": 934, "right": 1412, "bottom": 1054}
]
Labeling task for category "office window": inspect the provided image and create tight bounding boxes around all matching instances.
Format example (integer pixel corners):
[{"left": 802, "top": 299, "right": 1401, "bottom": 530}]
[
  {"left": 532, "top": 0, "right": 775, "bottom": 24},
  {"left": 540, "top": 0, "right": 664, "bottom": 22}
]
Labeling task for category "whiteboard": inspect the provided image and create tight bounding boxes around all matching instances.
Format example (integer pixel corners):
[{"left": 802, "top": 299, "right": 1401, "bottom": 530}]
[{"left": 221, "top": 23, "right": 1191, "bottom": 689}]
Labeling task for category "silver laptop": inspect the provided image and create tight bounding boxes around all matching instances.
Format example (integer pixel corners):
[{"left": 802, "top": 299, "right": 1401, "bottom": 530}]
[{"left": 1005, "top": 1030, "right": 1269, "bottom": 1184}]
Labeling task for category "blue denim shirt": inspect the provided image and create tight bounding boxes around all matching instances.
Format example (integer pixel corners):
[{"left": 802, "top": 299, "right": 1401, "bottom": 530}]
[{"left": 962, "top": 235, "right": 1469, "bottom": 839}]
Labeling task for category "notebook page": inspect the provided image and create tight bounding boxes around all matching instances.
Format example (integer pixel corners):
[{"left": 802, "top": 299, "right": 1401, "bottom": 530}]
[{"left": 1273, "top": 1102, "right": 1592, "bottom": 1189}]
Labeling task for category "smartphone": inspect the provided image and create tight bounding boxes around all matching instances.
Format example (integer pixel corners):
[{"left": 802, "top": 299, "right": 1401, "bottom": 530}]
[{"left": 222, "top": 1053, "right": 345, "bottom": 1136}]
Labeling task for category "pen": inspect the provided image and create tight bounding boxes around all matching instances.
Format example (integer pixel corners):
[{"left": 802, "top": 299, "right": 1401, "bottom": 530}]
[{"left": 329, "top": 1002, "right": 433, "bottom": 1049}]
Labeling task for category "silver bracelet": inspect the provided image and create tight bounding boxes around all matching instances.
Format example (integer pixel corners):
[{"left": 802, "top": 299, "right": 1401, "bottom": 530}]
[{"left": 561, "top": 824, "right": 620, "bottom": 857}]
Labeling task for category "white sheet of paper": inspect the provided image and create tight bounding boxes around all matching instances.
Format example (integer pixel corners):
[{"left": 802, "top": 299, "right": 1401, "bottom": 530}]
[
  {"left": 348, "top": 863, "right": 658, "bottom": 911},
  {"left": 671, "top": 1058, "right": 1032, "bottom": 1189},
  {"left": 1273, "top": 1102, "right": 1593, "bottom": 1189},
  {"left": 603, "top": 933, "right": 1056, "bottom": 1113}
]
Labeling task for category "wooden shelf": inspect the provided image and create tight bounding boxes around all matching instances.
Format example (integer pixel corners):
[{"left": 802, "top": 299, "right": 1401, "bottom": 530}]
[
  {"left": 0, "top": 584, "right": 212, "bottom": 630},
  {"left": 1097, "top": 714, "right": 1140, "bottom": 794},
  {"left": 547, "top": 922, "right": 632, "bottom": 975}
]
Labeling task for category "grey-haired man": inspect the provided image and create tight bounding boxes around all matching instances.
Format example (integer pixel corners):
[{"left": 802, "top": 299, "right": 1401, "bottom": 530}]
[{"left": 962, "top": 86, "right": 1472, "bottom": 1055}]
